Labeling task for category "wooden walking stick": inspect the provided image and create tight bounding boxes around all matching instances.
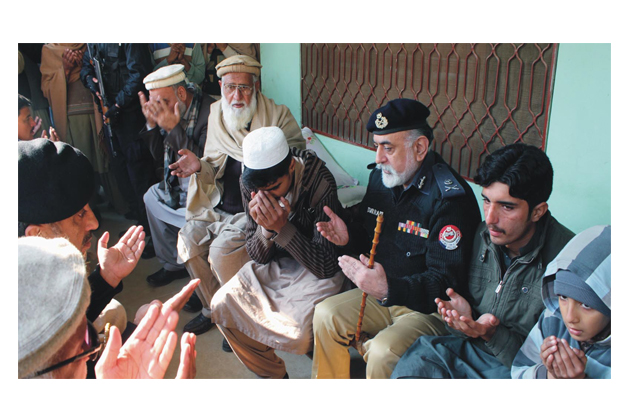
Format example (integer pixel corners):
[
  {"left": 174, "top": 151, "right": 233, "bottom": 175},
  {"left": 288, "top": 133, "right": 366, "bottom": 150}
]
[{"left": 353, "top": 213, "right": 384, "bottom": 354}]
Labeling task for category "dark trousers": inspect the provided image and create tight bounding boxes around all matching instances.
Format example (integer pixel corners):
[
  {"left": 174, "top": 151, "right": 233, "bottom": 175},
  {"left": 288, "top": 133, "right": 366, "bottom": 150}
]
[{"left": 110, "top": 109, "right": 157, "bottom": 232}]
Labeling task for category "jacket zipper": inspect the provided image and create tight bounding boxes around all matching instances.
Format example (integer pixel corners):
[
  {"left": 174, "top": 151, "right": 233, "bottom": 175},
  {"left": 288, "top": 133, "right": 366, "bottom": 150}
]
[{"left": 487, "top": 243, "right": 539, "bottom": 314}]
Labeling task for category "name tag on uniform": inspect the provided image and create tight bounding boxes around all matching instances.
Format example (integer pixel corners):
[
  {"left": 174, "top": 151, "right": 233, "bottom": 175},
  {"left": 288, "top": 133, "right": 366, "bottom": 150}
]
[
  {"left": 398, "top": 220, "right": 429, "bottom": 238},
  {"left": 367, "top": 207, "right": 384, "bottom": 216}
]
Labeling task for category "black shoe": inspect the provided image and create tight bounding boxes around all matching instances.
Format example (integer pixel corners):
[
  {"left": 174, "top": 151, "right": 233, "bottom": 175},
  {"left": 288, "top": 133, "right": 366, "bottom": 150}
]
[
  {"left": 183, "top": 313, "right": 214, "bottom": 335},
  {"left": 146, "top": 267, "right": 189, "bottom": 287},
  {"left": 222, "top": 338, "right": 233, "bottom": 353},
  {"left": 183, "top": 291, "right": 202, "bottom": 313},
  {"left": 141, "top": 237, "right": 155, "bottom": 259}
]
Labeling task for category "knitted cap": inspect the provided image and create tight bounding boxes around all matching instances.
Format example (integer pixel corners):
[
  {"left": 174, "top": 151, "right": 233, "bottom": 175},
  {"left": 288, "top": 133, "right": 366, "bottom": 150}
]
[
  {"left": 554, "top": 269, "right": 611, "bottom": 317},
  {"left": 18, "top": 138, "right": 94, "bottom": 224},
  {"left": 144, "top": 64, "right": 186, "bottom": 90},
  {"left": 242, "top": 126, "right": 289, "bottom": 170},
  {"left": 18, "top": 237, "right": 90, "bottom": 378},
  {"left": 216, "top": 55, "right": 262, "bottom": 78}
]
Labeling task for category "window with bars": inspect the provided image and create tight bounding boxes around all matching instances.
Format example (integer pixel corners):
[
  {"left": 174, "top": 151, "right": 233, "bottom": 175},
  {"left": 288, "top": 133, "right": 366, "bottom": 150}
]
[{"left": 301, "top": 43, "right": 558, "bottom": 180}]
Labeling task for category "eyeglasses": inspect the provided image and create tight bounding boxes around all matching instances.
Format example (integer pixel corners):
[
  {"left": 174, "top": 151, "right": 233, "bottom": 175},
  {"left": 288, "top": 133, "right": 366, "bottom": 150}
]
[
  {"left": 29, "top": 321, "right": 107, "bottom": 378},
  {"left": 223, "top": 83, "right": 254, "bottom": 96}
]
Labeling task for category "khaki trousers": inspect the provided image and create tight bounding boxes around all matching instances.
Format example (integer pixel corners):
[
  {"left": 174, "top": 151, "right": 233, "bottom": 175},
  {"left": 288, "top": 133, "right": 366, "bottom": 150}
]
[
  {"left": 181, "top": 212, "right": 250, "bottom": 310},
  {"left": 311, "top": 288, "right": 447, "bottom": 379},
  {"left": 218, "top": 325, "right": 287, "bottom": 379}
]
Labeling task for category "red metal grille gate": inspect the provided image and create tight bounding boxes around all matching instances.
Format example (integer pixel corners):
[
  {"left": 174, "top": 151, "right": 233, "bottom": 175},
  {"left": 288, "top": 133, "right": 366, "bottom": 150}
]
[{"left": 301, "top": 43, "right": 558, "bottom": 180}]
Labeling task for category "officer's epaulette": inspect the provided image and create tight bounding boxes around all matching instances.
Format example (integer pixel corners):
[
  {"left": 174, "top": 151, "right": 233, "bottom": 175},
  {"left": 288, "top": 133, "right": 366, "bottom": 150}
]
[{"left": 432, "top": 163, "right": 466, "bottom": 199}]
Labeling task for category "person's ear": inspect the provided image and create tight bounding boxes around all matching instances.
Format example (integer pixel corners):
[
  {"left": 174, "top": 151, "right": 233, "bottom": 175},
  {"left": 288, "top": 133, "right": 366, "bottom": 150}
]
[
  {"left": 530, "top": 202, "right": 548, "bottom": 223},
  {"left": 289, "top": 157, "right": 296, "bottom": 174},
  {"left": 24, "top": 224, "right": 45, "bottom": 237},
  {"left": 177, "top": 86, "right": 187, "bottom": 102},
  {"left": 413, "top": 136, "right": 429, "bottom": 162}
]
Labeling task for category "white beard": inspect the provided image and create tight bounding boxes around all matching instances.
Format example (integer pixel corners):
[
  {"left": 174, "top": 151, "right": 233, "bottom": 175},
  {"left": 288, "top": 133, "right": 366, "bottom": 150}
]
[
  {"left": 377, "top": 155, "right": 419, "bottom": 188},
  {"left": 221, "top": 92, "right": 257, "bottom": 131}
]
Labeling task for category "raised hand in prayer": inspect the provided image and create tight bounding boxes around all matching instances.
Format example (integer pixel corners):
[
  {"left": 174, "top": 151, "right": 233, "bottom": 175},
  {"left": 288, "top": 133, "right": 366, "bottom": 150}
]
[
  {"left": 62, "top": 49, "right": 74, "bottom": 77},
  {"left": 169, "top": 149, "right": 201, "bottom": 178},
  {"left": 41, "top": 126, "right": 60, "bottom": 142},
  {"left": 138, "top": 91, "right": 158, "bottom": 129},
  {"left": 541, "top": 335, "right": 558, "bottom": 374},
  {"left": 338, "top": 254, "right": 388, "bottom": 301},
  {"left": 542, "top": 337, "right": 587, "bottom": 379},
  {"left": 435, "top": 288, "right": 472, "bottom": 323},
  {"left": 98, "top": 225, "right": 145, "bottom": 288},
  {"left": 249, "top": 190, "right": 291, "bottom": 233},
  {"left": 62, "top": 49, "right": 84, "bottom": 78},
  {"left": 166, "top": 44, "right": 181, "bottom": 65},
  {"left": 169, "top": 43, "right": 191, "bottom": 71},
  {"left": 96, "top": 302, "right": 186, "bottom": 379},
  {"left": 72, "top": 49, "right": 84, "bottom": 67},
  {"left": 33, "top": 116, "right": 42, "bottom": 136},
  {"left": 148, "top": 94, "right": 181, "bottom": 133},
  {"left": 130, "top": 280, "right": 200, "bottom": 379},
  {"left": 316, "top": 206, "right": 349, "bottom": 246},
  {"left": 436, "top": 288, "right": 499, "bottom": 341}
]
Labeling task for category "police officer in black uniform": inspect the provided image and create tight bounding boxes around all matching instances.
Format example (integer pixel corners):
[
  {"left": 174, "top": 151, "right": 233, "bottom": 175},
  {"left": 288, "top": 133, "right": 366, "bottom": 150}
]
[{"left": 312, "top": 98, "right": 482, "bottom": 379}]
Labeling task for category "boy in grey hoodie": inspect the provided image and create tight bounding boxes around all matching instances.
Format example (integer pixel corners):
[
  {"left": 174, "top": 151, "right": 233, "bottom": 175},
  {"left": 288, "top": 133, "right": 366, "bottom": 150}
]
[{"left": 511, "top": 225, "right": 611, "bottom": 379}]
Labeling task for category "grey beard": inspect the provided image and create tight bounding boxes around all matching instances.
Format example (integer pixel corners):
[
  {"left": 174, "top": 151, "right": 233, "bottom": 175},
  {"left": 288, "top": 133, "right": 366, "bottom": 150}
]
[{"left": 221, "top": 93, "right": 257, "bottom": 131}]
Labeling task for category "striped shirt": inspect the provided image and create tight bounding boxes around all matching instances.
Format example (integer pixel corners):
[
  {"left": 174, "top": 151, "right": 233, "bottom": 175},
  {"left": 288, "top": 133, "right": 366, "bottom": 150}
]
[{"left": 242, "top": 148, "right": 342, "bottom": 279}]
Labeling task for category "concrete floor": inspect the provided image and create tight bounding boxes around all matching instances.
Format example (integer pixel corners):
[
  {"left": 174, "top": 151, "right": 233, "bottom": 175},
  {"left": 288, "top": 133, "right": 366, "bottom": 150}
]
[{"left": 89, "top": 201, "right": 366, "bottom": 379}]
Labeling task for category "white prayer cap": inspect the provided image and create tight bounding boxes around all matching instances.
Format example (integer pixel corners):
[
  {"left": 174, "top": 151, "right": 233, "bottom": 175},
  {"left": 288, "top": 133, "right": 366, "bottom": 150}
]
[
  {"left": 143, "top": 64, "right": 186, "bottom": 90},
  {"left": 243, "top": 127, "right": 289, "bottom": 170}
]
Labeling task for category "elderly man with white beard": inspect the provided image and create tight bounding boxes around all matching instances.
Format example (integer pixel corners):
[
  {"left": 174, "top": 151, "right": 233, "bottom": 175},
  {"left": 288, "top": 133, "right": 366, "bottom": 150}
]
[
  {"left": 169, "top": 55, "right": 305, "bottom": 337},
  {"left": 311, "top": 98, "right": 481, "bottom": 379}
]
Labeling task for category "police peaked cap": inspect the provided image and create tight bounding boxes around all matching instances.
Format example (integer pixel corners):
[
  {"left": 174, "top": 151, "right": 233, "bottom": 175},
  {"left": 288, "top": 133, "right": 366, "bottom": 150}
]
[
  {"left": 19, "top": 138, "right": 95, "bottom": 224},
  {"left": 367, "top": 98, "right": 431, "bottom": 137}
]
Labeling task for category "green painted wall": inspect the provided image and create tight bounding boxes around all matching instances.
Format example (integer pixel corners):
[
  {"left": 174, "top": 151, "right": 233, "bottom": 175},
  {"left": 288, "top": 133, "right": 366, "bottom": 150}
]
[
  {"left": 259, "top": 43, "right": 611, "bottom": 233},
  {"left": 259, "top": 43, "right": 302, "bottom": 125},
  {"left": 544, "top": 43, "right": 611, "bottom": 233}
]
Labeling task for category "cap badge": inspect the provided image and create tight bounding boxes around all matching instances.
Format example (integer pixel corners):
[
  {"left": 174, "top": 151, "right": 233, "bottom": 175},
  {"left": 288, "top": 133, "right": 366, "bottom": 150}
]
[{"left": 375, "top": 113, "right": 388, "bottom": 129}]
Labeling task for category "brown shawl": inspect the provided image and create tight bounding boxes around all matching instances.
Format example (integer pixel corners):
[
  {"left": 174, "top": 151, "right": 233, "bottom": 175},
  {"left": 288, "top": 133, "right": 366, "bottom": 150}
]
[{"left": 40, "top": 43, "right": 87, "bottom": 141}]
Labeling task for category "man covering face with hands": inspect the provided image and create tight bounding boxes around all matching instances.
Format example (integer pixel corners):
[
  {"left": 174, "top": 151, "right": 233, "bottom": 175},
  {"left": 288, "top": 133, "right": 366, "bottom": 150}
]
[{"left": 210, "top": 126, "right": 345, "bottom": 379}]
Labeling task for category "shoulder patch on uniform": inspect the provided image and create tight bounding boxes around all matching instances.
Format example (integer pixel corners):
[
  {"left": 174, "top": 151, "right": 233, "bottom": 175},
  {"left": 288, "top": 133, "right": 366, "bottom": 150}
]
[
  {"left": 439, "top": 225, "right": 462, "bottom": 250},
  {"left": 432, "top": 163, "right": 466, "bottom": 199}
]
